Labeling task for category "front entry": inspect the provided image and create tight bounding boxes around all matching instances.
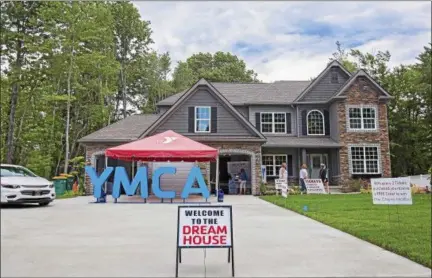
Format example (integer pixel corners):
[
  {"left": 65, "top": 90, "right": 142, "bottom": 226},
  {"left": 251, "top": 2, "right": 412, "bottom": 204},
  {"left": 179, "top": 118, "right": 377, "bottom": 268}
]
[{"left": 309, "top": 154, "right": 328, "bottom": 179}]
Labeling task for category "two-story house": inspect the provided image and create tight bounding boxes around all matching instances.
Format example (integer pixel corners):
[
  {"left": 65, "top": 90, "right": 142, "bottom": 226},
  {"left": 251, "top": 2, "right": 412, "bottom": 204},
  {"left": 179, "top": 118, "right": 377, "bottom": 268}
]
[{"left": 79, "top": 60, "right": 392, "bottom": 195}]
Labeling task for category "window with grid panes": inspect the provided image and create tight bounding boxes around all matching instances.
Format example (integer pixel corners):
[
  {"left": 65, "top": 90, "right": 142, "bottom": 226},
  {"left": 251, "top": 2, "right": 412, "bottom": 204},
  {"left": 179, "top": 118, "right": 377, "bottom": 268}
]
[
  {"left": 260, "top": 112, "right": 286, "bottom": 134},
  {"left": 307, "top": 110, "right": 324, "bottom": 135},
  {"left": 262, "top": 155, "right": 287, "bottom": 177},
  {"left": 350, "top": 146, "right": 380, "bottom": 174},
  {"left": 348, "top": 106, "right": 377, "bottom": 130},
  {"left": 195, "top": 106, "right": 211, "bottom": 132}
]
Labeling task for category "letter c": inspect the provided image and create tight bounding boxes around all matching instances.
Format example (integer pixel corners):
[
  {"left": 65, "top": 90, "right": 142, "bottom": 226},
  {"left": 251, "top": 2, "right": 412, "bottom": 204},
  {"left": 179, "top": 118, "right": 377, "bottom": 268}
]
[{"left": 152, "top": 166, "right": 176, "bottom": 199}]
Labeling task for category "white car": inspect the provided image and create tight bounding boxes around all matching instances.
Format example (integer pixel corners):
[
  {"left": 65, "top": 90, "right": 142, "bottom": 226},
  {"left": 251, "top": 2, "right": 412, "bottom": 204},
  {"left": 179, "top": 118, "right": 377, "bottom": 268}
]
[{"left": 1, "top": 164, "right": 56, "bottom": 206}]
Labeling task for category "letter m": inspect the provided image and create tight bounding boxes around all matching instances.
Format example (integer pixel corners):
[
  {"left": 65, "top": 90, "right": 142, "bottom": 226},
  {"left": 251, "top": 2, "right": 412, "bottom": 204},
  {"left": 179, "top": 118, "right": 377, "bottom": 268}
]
[{"left": 112, "top": 167, "right": 148, "bottom": 199}]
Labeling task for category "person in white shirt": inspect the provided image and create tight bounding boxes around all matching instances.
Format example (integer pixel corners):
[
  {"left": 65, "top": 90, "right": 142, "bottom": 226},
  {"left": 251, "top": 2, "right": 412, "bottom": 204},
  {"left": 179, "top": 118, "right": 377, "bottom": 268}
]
[
  {"left": 299, "top": 164, "right": 308, "bottom": 194},
  {"left": 279, "top": 163, "right": 288, "bottom": 180}
]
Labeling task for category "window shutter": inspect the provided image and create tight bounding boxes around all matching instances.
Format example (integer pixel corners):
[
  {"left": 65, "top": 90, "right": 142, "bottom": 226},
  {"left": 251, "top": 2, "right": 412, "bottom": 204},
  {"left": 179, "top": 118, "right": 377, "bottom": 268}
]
[
  {"left": 286, "top": 113, "right": 292, "bottom": 134},
  {"left": 324, "top": 110, "right": 330, "bottom": 135},
  {"left": 255, "top": 113, "right": 261, "bottom": 131},
  {"left": 301, "top": 110, "right": 307, "bottom": 135},
  {"left": 287, "top": 155, "right": 293, "bottom": 177},
  {"left": 211, "top": 107, "right": 217, "bottom": 133},
  {"left": 188, "top": 107, "right": 194, "bottom": 133}
]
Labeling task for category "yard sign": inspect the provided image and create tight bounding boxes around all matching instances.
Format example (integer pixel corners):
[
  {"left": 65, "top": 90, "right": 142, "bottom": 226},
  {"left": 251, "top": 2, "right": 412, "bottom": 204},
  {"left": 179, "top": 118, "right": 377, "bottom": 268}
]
[
  {"left": 304, "top": 179, "right": 327, "bottom": 194},
  {"left": 275, "top": 179, "right": 287, "bottom": 190},
  {"left": 371, "top": 177, "right": 412, "bottom": 205},
  {"left": 176, "top": 205, "right": 234, "bottom": 277}
]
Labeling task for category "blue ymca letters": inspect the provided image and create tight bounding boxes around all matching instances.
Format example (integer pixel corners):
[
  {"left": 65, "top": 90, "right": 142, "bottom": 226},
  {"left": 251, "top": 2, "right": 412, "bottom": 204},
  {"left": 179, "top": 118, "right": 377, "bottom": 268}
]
[{"left": 85, "top": 165, "right": 210, "bottom": 200}]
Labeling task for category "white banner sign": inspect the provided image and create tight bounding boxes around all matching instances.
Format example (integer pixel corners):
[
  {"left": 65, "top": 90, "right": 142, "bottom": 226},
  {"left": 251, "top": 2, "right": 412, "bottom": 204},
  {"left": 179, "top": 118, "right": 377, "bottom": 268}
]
[
  {"left": 261, "top": 165, "right": 267, "bottom": 184},
  {"left": 177, "top": 206, "right": 232, "bottom": 247},
  {"left": 371, "top": 177, "right": 412, "bottom": 205},
  {"left": 275, "top": 179, "right": 287, "bottom": 190},
  {"left": 228, "top": 161, "right": 250, "bottom": 178},
  {"left": 304, "top": 179, "right": 327, "bottom": 194}
]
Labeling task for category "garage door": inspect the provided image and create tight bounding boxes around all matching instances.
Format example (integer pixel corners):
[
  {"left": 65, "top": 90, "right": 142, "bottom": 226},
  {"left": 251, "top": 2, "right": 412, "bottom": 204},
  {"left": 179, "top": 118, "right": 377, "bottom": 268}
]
[{"left": 151, "top": 162, "right": 194, "bottom": 197}]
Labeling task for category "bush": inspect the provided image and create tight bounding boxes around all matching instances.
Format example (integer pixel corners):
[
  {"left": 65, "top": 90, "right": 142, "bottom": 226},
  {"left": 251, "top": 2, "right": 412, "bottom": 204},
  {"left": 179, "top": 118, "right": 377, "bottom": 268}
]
[
  {"left": 289, "top": 184, "right": 301, "bottom": 195},
  {"left": 259, "top": 182, "right": 267, "bottom": 195},
  {"left": 341, "top": 179, "right": 362, "bottom": 193}
]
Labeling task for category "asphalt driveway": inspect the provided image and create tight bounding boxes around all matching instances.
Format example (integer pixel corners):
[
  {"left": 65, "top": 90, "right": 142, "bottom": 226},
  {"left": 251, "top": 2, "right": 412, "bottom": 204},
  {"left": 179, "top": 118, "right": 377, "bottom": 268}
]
[{"left": 1, "top": 196, "right": 430, "bottom": 277}]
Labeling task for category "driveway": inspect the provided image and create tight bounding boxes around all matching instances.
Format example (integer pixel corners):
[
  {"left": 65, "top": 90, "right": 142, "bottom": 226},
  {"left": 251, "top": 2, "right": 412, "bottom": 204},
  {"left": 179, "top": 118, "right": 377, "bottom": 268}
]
[{"left": 1, "top": 196, "right": 430, "bottom": 277}]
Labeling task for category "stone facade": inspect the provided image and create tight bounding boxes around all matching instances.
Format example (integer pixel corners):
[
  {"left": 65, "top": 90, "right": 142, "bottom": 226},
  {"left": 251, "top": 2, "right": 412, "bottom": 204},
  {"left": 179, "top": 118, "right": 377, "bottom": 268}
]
[
  {"left": 336, "top": 77, "right": 392, "bottom": 184},
  {"left": 203, "top": 142, "right": 263, "bottom": 195}
]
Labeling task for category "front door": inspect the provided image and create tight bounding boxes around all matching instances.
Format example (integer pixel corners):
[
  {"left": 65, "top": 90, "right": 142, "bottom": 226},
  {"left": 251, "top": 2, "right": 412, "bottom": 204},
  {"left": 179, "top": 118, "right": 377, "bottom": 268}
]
[{"left": 309, "top": 154, "right": 328, "bottom": 179}]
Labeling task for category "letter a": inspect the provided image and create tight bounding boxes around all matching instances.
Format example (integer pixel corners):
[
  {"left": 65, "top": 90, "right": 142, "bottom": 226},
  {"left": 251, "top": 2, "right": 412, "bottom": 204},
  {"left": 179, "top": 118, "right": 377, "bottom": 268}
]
[
  {"left": 85, "top": 166, "right": 113, "bottom": 199},
  {"left": 181, "top": 166, "right": 210, "bottom": 199}
]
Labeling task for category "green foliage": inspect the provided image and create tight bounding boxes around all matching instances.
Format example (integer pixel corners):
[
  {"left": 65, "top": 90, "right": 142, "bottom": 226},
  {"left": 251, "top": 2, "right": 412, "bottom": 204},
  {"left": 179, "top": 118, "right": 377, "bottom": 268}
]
[
  {"left": 262, "top": 194, "right": 432, "bottom": 268},
  {"left": 341, "top": 179, "right": 362, "bottom": 193},
  {"left": 57, "top": 190, "right": 80, "bottom": 199},
  {"left": 259, "top": 182, "right": 267, "bottom": 195},
  {"left": 172, "top": 51, "right": 260, "bottom": 91}
]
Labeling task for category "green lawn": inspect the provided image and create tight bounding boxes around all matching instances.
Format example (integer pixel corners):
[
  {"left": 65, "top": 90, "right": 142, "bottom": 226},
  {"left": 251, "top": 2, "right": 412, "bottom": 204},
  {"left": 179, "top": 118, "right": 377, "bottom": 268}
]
[{"left": 261, "top": 194, "right": 431, "bottom": 268}]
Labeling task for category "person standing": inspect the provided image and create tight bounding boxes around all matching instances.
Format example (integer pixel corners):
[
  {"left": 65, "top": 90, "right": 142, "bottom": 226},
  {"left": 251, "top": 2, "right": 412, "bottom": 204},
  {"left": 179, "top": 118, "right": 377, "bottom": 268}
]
[
  {"left": 319, "top": 163, "right": 330, "bottom": 193},
  {"left": 279, "top": 163, "right": 288, "bottom": 180},
  {"left": 239, "top": 168, "right": 248, "bottom": 195},
  {"left": 299, "top": 164, "right": 308, "bottom": 194}
]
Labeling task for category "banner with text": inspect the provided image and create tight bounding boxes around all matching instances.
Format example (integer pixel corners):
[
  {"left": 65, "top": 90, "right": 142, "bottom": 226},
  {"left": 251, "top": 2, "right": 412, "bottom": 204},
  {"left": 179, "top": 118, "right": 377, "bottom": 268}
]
[
  {"left": 304, "top": 179, "right": 327, "bottom": 194},
  {"left": 177, "top": 206, "right": 232, "bottom": 248},
  {"left": 275, "top": 179, "right": 287, "bottom": 190},
  {"left": 371, "top": 177, "right": 412, "bottom": 205}
]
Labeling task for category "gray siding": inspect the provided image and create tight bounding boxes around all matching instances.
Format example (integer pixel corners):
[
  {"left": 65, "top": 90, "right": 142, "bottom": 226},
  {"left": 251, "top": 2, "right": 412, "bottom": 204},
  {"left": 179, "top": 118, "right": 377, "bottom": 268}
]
[
  {"left": 329, "top": 102, "right": 340, "bottom": 141},
  {"left": 297, "top": 104, "right": 330, "bottom": 137},
  {"left": 158, "top": 106, "right": 170, "bottom": 114},
  {"left": 262, "top": 147, "right": 299, "bottom": 177},
  {"left": 249, "top": 105, "right": 297, "bottom": 136},
  {"left": 154, "top": 88, "right": 253, "bottom": 136},
  {"left": 234, "top": 106, "right": 249, "bottom": 119},
  {"left": 299, "top": 67, "right": 350, "bottom": 102}
]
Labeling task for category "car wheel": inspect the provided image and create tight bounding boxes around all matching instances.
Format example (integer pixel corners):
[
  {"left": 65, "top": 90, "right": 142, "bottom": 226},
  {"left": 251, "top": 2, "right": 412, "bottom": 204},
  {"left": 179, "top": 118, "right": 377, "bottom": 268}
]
[{"left": 39, "top": 202, "right": 51, "bottom": 206}]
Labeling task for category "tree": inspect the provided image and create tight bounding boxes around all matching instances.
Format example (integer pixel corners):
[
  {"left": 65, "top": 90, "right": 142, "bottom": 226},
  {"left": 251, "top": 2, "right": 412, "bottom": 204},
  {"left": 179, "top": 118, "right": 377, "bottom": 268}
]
[
  {"left": 172, "top": 51, "right": 259, "bottom": 91},
  {"left": 110, "top": 1, "right": 153, "bottom": 119},
  {"left": 1, "top": 2, "right": 44, "bottom": 163}
]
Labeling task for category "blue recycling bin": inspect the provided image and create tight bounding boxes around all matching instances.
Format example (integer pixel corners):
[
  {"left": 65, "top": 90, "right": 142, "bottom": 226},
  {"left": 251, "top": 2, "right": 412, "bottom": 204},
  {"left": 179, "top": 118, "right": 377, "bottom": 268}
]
[{"left": 217, "top": 189, "right": 224, "bottom": 202}]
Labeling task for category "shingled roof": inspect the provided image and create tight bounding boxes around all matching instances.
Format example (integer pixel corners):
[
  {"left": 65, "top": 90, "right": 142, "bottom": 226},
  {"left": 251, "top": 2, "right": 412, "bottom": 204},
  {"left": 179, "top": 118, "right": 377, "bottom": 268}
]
[
  {"left": 78, "top": 114, "right": 160, "bottom": 143},
  {"left": 157, "top": 80, "right": 311, "bottom": 106}
]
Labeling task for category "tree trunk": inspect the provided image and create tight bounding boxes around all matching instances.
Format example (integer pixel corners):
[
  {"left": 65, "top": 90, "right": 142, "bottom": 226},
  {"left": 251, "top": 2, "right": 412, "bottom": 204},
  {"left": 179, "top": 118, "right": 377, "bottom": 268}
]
[
  {"left": 64, "top": 43, "right": 74, "bottom": 173},
  {"left": 6, "top": 39, "right": 23, "bottom": 164},
  {"left": 120, "top": 62, "right": 127, "bottom": 119}
]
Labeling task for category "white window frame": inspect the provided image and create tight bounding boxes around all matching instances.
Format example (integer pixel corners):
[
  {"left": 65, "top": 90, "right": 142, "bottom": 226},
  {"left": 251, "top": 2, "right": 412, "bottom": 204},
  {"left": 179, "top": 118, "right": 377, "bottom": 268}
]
[
  {"left": 306, "top": 109, "right": 325, "bottom": 136},
  {"left": 348, "top": 144, "right": 381, "bottom": 175},
  {"left": 261, "top": 154, "right": 287, "bottom": 177},
  {"left": 260, "top": 112, "right": 286, "bottom": 134},
  {"left": 194, "top": 106, "right": 211, "bottom": 133},
  {"left": 346, "top": 105, "right": 378, "bottom": 132}
]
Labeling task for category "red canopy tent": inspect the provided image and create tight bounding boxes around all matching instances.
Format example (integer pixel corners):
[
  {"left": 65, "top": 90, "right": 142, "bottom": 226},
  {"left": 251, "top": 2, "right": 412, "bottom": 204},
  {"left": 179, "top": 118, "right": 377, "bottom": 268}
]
[{"left": 105, "top": 130, "right": 218, "bottom": 162}]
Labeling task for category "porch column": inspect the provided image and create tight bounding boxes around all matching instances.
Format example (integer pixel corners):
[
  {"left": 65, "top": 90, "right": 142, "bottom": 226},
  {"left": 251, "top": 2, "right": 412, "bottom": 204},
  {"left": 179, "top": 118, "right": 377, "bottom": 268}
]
[
  {"left": 301, "top": 148, "right": 307, "bottom": 165},
  {"left": 215, "top": 156, "right": 219, "bottom": 195}
]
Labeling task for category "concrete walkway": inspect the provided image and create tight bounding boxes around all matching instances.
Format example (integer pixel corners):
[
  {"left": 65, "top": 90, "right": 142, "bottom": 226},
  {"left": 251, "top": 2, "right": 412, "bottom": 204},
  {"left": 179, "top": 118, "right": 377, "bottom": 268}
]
[{"left": 1, "top": 195, "right": 430, "bottom": 277}]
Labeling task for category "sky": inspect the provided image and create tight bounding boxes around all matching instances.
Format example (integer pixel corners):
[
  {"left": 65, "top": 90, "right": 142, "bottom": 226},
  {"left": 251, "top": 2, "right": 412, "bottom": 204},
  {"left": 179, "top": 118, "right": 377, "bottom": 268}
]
[{"left": 134, "top": 1, "right": 431, "bottom": 82}]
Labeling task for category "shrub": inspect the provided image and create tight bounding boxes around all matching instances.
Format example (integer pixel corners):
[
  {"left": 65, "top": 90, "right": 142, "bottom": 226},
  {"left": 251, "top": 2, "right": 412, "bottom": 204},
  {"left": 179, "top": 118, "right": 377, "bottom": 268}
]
[
  {"left": 259, "top": 182, "right": 267, "bottom": 195},
  {"left": 289, "top": 184, "right": 301, "bottom": 195},
  {"left": 341, "top": 179, "right": 362, "bottom": 193}
]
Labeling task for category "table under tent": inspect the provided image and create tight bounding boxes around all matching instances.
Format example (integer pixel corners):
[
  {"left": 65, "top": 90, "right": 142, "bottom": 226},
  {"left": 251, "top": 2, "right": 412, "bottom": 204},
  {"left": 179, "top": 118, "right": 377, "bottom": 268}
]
[{"left": 102, "top": 130, "right": 219, "bottom": 203}]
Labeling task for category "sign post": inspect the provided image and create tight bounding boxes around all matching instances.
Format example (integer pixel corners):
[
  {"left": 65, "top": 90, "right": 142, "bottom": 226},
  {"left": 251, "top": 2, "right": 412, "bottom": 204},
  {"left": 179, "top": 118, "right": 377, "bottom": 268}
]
[{"left": 176, "top": 205, "right": 234, "bottom": 277}]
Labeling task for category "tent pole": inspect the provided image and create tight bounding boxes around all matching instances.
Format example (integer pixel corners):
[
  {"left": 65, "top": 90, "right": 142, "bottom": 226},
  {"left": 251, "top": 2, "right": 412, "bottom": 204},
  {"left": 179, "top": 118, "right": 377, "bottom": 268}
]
[
  {"left": 215, "top": 156, "right": 219, "bottom": 196},
  {"left": 104, "top": 155, "right": 108, "bottom": 194}
]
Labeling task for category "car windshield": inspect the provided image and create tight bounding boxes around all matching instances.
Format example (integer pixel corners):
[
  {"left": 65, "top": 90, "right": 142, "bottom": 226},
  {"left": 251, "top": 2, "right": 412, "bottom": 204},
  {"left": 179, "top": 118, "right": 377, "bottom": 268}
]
[{"left": 0, "top": 166, "right": 37, "bottom": 177}]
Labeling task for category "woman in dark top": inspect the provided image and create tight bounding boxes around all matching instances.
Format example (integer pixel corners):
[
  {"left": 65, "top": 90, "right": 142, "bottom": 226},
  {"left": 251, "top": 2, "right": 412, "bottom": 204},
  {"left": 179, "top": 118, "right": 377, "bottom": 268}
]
[{"left": 319, "top": 163, "right": 329, "bottom": 193}]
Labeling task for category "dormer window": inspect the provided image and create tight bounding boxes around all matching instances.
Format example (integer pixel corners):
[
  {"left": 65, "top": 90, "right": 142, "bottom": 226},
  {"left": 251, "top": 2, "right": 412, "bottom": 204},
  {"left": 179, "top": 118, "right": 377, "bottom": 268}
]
[{"left": 330, "top": 68, "right": 338, "bottom": 84}]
